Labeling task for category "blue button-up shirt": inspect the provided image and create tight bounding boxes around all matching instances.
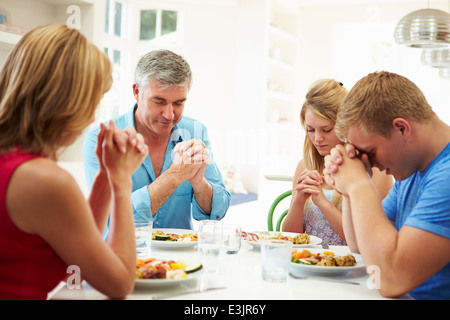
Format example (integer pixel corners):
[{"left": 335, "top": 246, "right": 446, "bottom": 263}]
[{"left": 83, "top": 104, "right": 230, "bottom": 234}]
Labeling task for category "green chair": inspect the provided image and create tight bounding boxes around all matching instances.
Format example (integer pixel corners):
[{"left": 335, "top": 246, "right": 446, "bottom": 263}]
[{"left": 267, "top": 190, "right": 292, "bottom": 231}]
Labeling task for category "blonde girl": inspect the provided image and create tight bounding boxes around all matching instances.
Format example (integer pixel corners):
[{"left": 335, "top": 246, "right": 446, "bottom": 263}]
[{"left": 282, "top": 79, "right": 392, "bottom": 245}]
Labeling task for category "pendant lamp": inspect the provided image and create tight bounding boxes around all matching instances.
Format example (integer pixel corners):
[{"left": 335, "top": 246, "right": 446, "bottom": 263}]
[
  {"left": 394, "top": 8, "right": 450, "bottom": 48},
  {"left": 421, "top": 49, "right": 450, "bottom": 67}
]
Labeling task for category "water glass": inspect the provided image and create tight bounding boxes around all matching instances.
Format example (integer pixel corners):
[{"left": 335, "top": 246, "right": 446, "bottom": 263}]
[
  {"left": 198, "top": 220, "right": 223, "bottom": 273},
  {"left": 261, "top": 240, "right": 293, "bottom": 283},
  {"left": 135, "top": 220, "right": 152, "bottom": 258},
  {"left": 222, "top": 224, "right": 242, "bottom": 254}
]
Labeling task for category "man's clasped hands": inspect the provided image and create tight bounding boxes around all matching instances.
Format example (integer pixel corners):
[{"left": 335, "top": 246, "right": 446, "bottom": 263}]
[{"left": 97, "top": 120, "right": 210, "bottom": 182}]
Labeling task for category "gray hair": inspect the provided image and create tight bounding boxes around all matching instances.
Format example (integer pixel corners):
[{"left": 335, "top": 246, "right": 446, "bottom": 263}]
[{"left": 134, "top": 49, "right": 192, "bottom": 90}]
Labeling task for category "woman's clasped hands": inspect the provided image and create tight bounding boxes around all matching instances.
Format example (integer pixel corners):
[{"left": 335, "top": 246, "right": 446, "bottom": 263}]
[{"left": 96, "top": 120, "right": 148, "bottom": 183}]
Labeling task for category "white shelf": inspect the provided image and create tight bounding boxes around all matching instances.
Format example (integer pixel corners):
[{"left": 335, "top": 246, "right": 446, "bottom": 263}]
[
  {"left": 0, "top": 30, "right": 22, "bottom": 51},
  {"left": 262, "top": 0, "right": 300, "bottom": 175},
  {"left": 264, "top": 173, "right": 294, "bottom": 182},
  {"left": 0, "top": 0, "right": 97, "bottom": 55},
  {"left": 268, "top": 25, "right": 296, "bottom": 43},
  {"left": 267, "top": 90, "right": 295, "bottom": 102},
  {"left": 268, "top": 57, "right": 296, "bottom": 72}
]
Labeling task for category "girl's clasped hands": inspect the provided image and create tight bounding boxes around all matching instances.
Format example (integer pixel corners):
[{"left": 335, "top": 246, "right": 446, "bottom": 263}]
[{"left": 294, "top": 170, "right": 327, "bottom": 206}]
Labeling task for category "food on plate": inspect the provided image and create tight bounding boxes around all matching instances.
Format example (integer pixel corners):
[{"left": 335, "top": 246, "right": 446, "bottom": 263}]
[
  {"left": 184, "top": 262, "right": 203, "bottom": 274},
  {"left": 317, "top": 255, "right": 335, "bottom": 266},
  {"left": 135, "top": 258, "right": 202, "bottom": 280},
  {"left": 291, "top": 249, "right": 356, "bottom": 267},
  {"left": 241, "top": 231, "right": 261, "bottom": 242},
  {"left": 292, "top": 233, "right": 310, "bottom": 245},
  {"left": 334, "top": 254, "right": 356, "bottom": 266},
  {"left": 152, "top": 230, "right": 198, "bottom": 242},
  {"left": 241, "top": 231, "right": 310, "bottom": 245}
]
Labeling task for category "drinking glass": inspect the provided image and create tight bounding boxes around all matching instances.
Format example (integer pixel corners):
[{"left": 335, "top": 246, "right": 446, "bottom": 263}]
[
  {"left": 198, "top": 220, "right": 223, "bottom": 273},
  {"left": 261, "top": 239, "right": 292, "bottom": 282},
  {"left": 222, "top": 224, "right": 242, "bottom": 254},
  {"left": 135, "top": 220, "right": 152, "bottom": 258}
]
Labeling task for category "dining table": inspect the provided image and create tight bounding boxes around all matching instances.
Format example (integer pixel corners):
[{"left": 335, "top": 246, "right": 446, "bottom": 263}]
[{"left": 48, "top": 229, "right": 412, "bottom": 303}]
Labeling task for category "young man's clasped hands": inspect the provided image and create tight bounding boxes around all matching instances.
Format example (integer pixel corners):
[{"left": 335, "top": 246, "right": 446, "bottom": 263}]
[{"left": 323, "top": 143, "right": 373, "bottom": 196}]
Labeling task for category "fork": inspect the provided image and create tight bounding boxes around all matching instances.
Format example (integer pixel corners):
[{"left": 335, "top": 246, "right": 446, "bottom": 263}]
[{"left": 152, "top": 286, "right": 227, "bottom": 299}]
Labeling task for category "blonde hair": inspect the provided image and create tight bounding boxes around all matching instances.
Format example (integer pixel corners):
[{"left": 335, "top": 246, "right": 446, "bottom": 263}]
[
  {"left": 0, "top": 24, "right": 112, "bottom": 159},
  {"left": 335, "top": 71, "right": 435, "bottom": 140},
  {"left": 300, "top": 79, "right": 348, "bottom": 209}
]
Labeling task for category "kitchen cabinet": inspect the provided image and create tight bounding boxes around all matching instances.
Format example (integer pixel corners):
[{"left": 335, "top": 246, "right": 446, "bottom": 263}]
[
  {"left": 263, "top": 0, "right": 302, "bottom": 177},
  {"left": 0, "top": 0, "right": 98, "bottom": 48},
  {"left": 0, "top": 0, "right": 104, "bottom": 162},
  {"left": 233, "top": 0, "right": 301, "bottom": 194},
  {"left": 0, "top": 0, "right": 101, "bottom": 75}
]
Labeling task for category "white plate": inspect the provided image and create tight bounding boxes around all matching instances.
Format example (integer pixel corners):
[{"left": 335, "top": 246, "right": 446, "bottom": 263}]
[
  {"left": 290, "top": 249, "right": 365, "bottom": 276},
  {"left": 242, "top": 231, "right": 322, "bottom": 248},
  {"left": 135, "top": 275, "right": 198, "bottom": 288},
  {"left": 151, "top": 228, "right": 198, "bottom": 249},
  {"left": 134, "top": 258, "right": 203, "bottom": 288}
]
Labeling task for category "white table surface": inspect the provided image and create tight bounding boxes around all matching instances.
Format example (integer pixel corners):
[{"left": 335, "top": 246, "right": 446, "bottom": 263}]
[{"left": 49, "top": 242, "right": 411, "bottom": 301}]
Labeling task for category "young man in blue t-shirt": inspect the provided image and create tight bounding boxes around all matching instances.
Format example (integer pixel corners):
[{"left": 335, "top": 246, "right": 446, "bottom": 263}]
[{"left": 324, "top": 71, "right": 450, "bottom": 300}]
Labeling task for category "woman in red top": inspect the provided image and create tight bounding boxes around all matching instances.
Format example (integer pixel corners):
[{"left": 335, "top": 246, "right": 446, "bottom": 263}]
[{"left": 0, "top": 24, "right": 148, "bottom": 299}]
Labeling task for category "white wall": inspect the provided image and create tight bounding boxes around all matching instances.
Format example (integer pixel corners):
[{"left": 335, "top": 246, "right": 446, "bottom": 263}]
[
  {"left": 297, "top": 1, "right": 450, "bottom": 123},
  {"left": 180, "top": 2, "right": 240, "bottom": 171},
  {"left": 177, "top": 0, "right": 265, "bottom": 193}
]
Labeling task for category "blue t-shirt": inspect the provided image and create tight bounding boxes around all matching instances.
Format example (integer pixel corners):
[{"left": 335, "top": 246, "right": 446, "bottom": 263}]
[
  {"left": 83, "top": 104, "right": 230, "bottom": 234},
  {"left": 383, "top": 143, "right": 450, "bottom": 300}
]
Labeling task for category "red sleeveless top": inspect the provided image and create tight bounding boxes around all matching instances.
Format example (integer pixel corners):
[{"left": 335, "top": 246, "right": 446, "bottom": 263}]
[{"left": 0, "top": 151, "right": 67, "bottom": 299}]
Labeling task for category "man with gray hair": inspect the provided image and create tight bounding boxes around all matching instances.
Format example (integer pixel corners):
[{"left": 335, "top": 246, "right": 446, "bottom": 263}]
[{"left": 83, "top": 49, "right": 230, "bottom": 234}]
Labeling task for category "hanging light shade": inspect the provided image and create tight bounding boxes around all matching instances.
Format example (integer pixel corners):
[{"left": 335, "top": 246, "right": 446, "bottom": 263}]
[
  {"left": 421, "top": 49, "right": 450, "bottom": 67},
  {"left": 394, "top": 8, "right": 450, "bottom": 48},
  {"left": 439, "top": 66, "right": 450, "bottom": 78}
]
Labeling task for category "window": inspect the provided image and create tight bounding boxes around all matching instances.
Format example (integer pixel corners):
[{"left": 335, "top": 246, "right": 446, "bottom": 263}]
[
  {"left": 98, "top": 48, "right": 122, "bottom": 122},
  {"left": 114, "top": 2, "right": 122, "bottom": 37},
  {"left": 135, "top": 5, "right": 183, "bottom": 70},
  {"left": 138, "top": 7, "right": 182, "bottom": 46},
  {"left": 105, "top": 0, "right": 123, "bottom": 37},
  {"left": 139, "top": 9, "right": 178, "bottom": 41},
  {"left": 140, "top": 9, "right": 157, "bottom": 40},
  {"left": 161, "top": 10, "right": 177, "bottom": 36},
  {"left": 96, "top": 0, "right": 131, "bottom": 124},
  {"left": 97, "top": 1, "right": 183, "bottom": 125}
]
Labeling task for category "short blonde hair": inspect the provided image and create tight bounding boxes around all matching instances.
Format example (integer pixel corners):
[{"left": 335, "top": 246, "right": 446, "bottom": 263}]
[
  {"left": 335, "top": 71, "right": 435, "bottom": 140},
  {"left": 0, "top": 24, "right": 112, "bottom": 158}
]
